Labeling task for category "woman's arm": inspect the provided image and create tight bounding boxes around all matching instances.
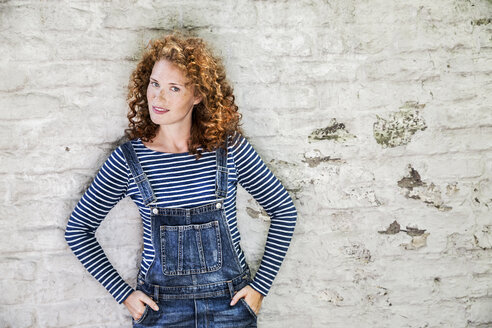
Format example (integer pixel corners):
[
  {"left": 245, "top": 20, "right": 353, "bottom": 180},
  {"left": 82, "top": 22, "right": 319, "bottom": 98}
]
[
  {"left": 231, "top": 131, "right": 298, "bottom": 297},
  {"left": 64, "top": 145, "right": 134, "bottom": 304}
]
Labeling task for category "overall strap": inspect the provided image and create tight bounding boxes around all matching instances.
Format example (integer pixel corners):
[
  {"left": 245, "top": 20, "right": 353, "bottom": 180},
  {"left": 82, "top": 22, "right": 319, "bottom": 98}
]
[
  {"left": 120, "top": 140, "right": 158, "bottom": 206},
  {"left": 215, "top": 136, "right": 229, "bottom": 199}
]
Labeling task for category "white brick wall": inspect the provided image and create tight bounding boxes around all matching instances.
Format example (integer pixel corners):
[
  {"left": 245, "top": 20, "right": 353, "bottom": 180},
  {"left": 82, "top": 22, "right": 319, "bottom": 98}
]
[{"left": 1, "top": 0, "right": 491, "bottom": 327}]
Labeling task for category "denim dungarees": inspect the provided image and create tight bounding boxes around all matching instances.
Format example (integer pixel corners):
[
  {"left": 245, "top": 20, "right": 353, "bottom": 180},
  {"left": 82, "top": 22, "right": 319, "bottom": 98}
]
[{"left": 121, "top": 138, "right": 258, "bottom": 327}]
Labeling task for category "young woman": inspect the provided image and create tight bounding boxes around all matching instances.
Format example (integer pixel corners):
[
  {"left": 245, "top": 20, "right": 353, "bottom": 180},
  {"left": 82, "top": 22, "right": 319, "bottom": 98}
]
[{"left": 65, "top": 32, "right": 298, "bottom": 327}]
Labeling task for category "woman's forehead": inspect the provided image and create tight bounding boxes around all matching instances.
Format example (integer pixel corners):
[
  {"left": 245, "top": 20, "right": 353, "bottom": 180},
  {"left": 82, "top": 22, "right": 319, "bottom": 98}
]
[{"left": 152, "top": 59, "right": 190, "bottom": 84}]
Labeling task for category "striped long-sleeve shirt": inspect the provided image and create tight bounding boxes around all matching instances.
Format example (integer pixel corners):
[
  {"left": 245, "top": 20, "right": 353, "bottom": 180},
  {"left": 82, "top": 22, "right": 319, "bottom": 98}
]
[{"left": 64, "top": 131, "right": 297, "bottom": 304}]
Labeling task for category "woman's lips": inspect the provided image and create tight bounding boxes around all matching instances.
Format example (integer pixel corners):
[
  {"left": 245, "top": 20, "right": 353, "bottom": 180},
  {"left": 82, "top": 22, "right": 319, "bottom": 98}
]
[{"left": 152, "top": 106, "right": 170, "bottom": 114}]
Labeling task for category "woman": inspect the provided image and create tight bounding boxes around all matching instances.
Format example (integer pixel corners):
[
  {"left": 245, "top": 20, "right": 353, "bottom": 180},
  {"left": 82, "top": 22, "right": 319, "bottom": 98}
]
[{"left": 65, "top": 31, "right": 298, "bottom": 327}]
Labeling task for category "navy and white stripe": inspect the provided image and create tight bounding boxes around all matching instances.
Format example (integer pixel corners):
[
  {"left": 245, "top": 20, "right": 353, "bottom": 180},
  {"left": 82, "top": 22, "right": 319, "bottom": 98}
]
[{"left": 65, "top": 131, "right": 297, "bottom": 304}]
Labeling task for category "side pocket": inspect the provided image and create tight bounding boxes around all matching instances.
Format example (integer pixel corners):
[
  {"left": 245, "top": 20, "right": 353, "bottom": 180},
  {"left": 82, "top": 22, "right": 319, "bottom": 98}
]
[
  {"left": 240, "top": 298, "right": 258, "bottom": 320},
  {"left": 132, "top": 304, "right": 149, "bottom": 324}
]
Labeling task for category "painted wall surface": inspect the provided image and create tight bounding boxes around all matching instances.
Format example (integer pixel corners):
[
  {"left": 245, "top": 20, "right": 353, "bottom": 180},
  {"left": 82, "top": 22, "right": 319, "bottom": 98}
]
[{"left": 1, "top": 0, "right": 491, "bottom": 327}]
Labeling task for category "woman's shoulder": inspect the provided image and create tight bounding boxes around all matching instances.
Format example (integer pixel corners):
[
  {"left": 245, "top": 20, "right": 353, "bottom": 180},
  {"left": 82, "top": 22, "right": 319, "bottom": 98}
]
[
  {"left": 115, "top": 138, "right": 145, "bottom": 154},
  {"left": 109, "top": 138, "right": 143, "bottom": 168},
  {"left": 227, "top": 130, "right": 257, "bottom": 163},
  {"left": 227, "top": 130, "right": 247, "bottom": 148}
]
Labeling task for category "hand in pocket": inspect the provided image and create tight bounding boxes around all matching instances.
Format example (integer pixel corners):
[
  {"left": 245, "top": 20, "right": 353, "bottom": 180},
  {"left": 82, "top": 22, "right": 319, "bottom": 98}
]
[{"left": 123, "top": 290, "right": 159, "bottom": 321}]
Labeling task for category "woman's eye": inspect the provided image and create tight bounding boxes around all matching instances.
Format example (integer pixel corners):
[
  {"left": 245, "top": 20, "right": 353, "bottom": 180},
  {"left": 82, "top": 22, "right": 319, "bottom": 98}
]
[
  {"left": 150, "top": 81, "right": 159, "bottom": 87},
  {"left": 171, "top": 86, "right": 180, "bottom": 92}
]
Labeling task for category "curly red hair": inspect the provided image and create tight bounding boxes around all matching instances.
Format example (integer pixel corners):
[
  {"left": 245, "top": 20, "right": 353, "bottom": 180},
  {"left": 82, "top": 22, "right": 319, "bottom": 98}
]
[{"left": 124, "top": 30, "right": 243, "bottom": 159}]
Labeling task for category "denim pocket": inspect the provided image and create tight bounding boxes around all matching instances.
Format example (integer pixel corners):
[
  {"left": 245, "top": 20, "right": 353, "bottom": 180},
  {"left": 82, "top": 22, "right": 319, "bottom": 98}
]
[
  {"left": 239, "top": 298, "right": 258, "bottom": 320},
  {"left": 160, "top": 220, "right": 223, "bottom": 275},
  {"left": 132, "top": 304, "right": 149, "bottom": 325}
]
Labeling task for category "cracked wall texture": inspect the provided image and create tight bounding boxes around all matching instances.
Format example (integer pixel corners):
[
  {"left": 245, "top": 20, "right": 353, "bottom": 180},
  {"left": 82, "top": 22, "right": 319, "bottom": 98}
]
[{"left": 0, "top": 0, "right": 491, "bottom": 327}]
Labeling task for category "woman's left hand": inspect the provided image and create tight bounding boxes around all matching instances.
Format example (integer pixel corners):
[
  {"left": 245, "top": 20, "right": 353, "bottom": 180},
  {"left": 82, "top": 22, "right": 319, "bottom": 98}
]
[{"left": 230, "top": 285, "right": 264, "bottom": 315}]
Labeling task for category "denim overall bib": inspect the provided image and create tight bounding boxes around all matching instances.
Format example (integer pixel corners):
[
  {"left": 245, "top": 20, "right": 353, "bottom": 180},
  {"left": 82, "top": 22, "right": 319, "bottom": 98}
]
[{"left": 120, "top": 138, "right": 258, "bottom": 327}]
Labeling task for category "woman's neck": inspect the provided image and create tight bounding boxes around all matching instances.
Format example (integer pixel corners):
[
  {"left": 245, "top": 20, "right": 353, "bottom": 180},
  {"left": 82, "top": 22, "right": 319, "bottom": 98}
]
[{"left": 145, "top": 126, "right": 191, "bottom": 153}]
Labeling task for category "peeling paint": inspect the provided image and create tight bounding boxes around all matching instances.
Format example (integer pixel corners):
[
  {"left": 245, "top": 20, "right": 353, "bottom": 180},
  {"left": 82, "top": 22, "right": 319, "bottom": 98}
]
[
  {"left": 400, "top": 101, "right": 426, "bottom": 110},
  {"left": 245, "top": 207, "right": 260, "bottom": 219},
  {"left": 471, "top": 179, "right": 491, "bottom": 209},
  {"left": 342, "top": 243, "right": 372, "bottom": 263},
  {"left": 397, "top": 166, "right": 424, "bottom": 190},
  {"left": 287, "top": 188, "right": 302, "bottom": 202},
  {"left": 264, "top": 159, "right": 301, "bottom": 200},
  {"left": 269, "top": 159, "right": 297, "bottom": 167},
  {"left": 443, "top": 232, "right": 477, "bottom": 255},
  {"left": 397, "top": 164, "right": 453, "bottom": 211},
  {"left": 308, "top": 118, "right": 356, "bottom": 143},
  {"left": 378, "top": 220, "right": 401, "bottom": 234},
  {"left": 473, "top": 225, "right": 492, "bottom": 249},
  {"left": 445, "top": 182, "right": 459, "bottom": 196},
  {"left": 302, "top": 149, "right": 344, "bottom": 168},
  {"left": 373, "top": 101, "right": 427, "bottom": 148},
  {"left": 365, "top": 286, "right": 391, "bottom": 307},
  {"left": 285, "top": 186, "right": 303, "bottom": 200},
  {"left": 404, "top": 226, "right": 426, "bottom": 236},
  {"left": 471, "top": 18, "right": 492, "bottom": 25},
  {"left": 245, "top": 206, "right": 268, "bottom": 220},
  {"left": 400, "top": 232, "right": 430, "bottom": 250},
  {"left": 319, "top": 289, "right": 344, "bottom": 306},
  {"left": 344, "top": 185, "right": 382, "bottom": 206},
  {"left": 378, "top": 220, "right": 426, "bottom": 236},
  {"left": 379, "top": 219, "right": 429, "bottom": 250},
  {"left": 302, "top": 155, "right": 341, "bottom": 168}
]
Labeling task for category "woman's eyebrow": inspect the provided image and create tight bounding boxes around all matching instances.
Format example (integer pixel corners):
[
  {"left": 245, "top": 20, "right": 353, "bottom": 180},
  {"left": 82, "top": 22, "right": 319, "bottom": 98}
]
[{"left": 150, "top": 77, "right": 183, "bottom": 86}]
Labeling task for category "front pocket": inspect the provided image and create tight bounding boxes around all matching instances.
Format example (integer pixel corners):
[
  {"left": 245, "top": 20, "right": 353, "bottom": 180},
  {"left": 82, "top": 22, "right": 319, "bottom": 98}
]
[
  {"left": 240, "top": 298, "right": 258, "bottom": 319},
  {"left": 160, "top": 220, "right": 223, "bottom": 275},
  {"left": 132, "top": 304, "right": 149, "bottom": 324}
]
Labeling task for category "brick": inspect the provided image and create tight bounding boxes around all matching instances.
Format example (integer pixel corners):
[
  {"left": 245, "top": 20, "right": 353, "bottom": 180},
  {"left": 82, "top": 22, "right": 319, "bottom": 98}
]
[
  {"left": 236, "top": 83, "right": 316, "bottom": 110},
  {"left": 0, "top": 2, "right": 91, "bottom": 32},
  {"left": 0, "top": 306, "right": 36, "bottom": 328},
  {"left": 0, "top": 93, "right": 62, "bottom": 120},
  {"left": 469, "top": 297, "right": 492, "bottom": 324},
  {"left": 254, "top": 1, "right": 330, "bottom": 27}
]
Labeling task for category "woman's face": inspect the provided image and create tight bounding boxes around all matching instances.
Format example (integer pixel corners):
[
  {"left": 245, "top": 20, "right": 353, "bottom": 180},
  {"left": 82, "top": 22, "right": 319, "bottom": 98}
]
[{"left": 146, "top": 59, "right": 202, "bottom": 131}]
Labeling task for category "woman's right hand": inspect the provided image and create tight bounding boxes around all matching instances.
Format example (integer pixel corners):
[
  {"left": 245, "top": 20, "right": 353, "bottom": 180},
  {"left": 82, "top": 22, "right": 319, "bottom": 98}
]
[{"left": 123, "top": 290, "right": 160, "bottom": 321}]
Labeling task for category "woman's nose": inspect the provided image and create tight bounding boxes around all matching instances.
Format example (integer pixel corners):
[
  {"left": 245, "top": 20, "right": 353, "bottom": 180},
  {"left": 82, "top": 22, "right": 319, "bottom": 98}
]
[{"left": 155, "top": 89, "right": 166, "bottom": 102}]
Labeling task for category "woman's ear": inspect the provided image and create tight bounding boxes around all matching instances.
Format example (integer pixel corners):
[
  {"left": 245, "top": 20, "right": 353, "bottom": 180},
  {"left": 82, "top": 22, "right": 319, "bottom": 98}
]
[{"left": 193, "top": 94, "right": 203, "bottom": 106}]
